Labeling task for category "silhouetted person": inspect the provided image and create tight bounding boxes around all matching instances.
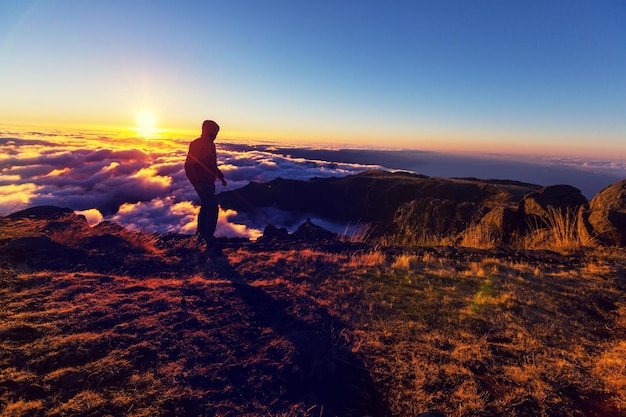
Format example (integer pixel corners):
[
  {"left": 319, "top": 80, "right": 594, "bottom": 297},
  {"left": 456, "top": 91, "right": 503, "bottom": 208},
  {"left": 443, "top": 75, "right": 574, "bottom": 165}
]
[{"left": 185, "top": 120, "right": 227, "bottom": 244}]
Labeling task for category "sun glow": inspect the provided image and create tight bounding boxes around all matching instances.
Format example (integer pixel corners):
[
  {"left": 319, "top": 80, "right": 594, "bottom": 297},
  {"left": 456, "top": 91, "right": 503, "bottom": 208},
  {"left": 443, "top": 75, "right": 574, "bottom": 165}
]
[{"left": 135, "top": 110, "right": 158, "bottom": 138}]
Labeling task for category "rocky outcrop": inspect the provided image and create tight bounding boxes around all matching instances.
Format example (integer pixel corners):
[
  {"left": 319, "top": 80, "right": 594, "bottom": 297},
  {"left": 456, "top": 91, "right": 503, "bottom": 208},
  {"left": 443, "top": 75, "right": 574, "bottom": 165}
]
[
  {"left": 585, "top": 180, "right": 626, "bottom": 246},
  {"left": 258, "top": 219, "right": 337, "bottom": 243},
  {"left": 474, "top": 206, "right": 521, "bottom": 245},
  {"left": 292, "top": 218, "right": 338, "bottom": 242},
  {"left": 218, "top": 171, "right": 436, "bottom": 227},
  {"left": 390, "top": 176, "right": 540, "bottom": 243},
  {"left": 393, "top": 183, "right": 595, "bottom": 246},
  {"left": 518, "top": 185, "right": 588, "bottom": 229},
  {"left": 7, "top": 205, "right": 75, "bottom": 219},
  {"left": 260, "top": 224, "right": 291, "bottom": 242},
  {"left": 0, "top": 208, "right": 157, "bottom": 271},
  {"left": 219, "top": 171, "right": 626, "bottom": 248},
  {"left": 219, "top": 170, "right": 541, "bottom": 238}
]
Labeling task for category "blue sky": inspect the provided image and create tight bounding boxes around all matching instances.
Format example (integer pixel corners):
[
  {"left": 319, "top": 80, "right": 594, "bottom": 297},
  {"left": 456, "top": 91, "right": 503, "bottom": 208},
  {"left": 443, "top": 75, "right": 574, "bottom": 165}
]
[{"left": 1, "top": 0, "right": 625, "bottom": 157}]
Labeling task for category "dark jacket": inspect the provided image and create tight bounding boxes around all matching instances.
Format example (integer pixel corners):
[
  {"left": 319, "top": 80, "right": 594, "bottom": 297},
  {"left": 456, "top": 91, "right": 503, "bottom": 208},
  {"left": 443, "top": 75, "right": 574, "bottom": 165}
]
[{"left": 184, "top": 137, "right": 224, "bottom": 185}]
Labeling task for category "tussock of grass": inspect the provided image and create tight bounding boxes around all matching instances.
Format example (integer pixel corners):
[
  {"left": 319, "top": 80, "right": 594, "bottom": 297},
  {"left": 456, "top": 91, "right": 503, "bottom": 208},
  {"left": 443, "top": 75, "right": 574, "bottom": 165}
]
[
  {"left": 516, "top": 206, "right": 591, "bottom": 253},
  {"left": 460, "top": 225, "right": 501, "bottom": 249},
  {"left": 390, "top": 254, "right": 420, "bottom": 271},
  {"left": 389, "top": 204, "right": 598, "bottom": 255},
  {"left": 341, "top": 222, "right": 374, "bottom": 243}
]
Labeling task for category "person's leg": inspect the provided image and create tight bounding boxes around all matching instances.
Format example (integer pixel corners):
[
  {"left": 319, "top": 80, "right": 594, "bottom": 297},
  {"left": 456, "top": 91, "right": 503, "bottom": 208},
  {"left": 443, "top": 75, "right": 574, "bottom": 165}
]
[
  {"left": 204, "top": 185, "right": 219, "bottom": 237},
  {"left": 193, "top": 182, "right": 217, "bottom": 239}
]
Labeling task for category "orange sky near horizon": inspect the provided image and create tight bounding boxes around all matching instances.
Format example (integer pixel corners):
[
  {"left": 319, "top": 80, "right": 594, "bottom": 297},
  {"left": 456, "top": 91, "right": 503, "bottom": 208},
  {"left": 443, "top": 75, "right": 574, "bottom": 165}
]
[{"left": 2, "top": 119, "right": 623, "bottom": 162}]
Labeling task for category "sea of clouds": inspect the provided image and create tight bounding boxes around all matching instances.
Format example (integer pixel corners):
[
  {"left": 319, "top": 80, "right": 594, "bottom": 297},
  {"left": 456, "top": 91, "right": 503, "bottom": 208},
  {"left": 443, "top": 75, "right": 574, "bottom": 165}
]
[
  {"left": 0, "top": 129, "right": 382, "bottom": 238},
  {"left": 1, "top": 128, "right": 624, "bottom": 239}
]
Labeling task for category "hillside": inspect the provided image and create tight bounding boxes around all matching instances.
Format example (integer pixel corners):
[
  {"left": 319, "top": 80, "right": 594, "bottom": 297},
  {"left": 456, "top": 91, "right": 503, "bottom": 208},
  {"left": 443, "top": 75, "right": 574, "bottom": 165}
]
[
  {"left": 216, "top": 170, "right": 541, "bottom": 234},
  {"left": 1, "top": 206, "right": 625, "bottom": 416},
  {"left": 218, "top": 170, "right": 626, "bottom": 250}
]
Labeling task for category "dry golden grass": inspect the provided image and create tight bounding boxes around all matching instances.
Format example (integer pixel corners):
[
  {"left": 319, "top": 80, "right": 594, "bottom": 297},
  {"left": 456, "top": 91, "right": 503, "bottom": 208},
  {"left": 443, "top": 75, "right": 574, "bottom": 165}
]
[
  {"left": 387, "top": 204, "right": 598, "bottom": 255},
  {"left": 341, "top": 222, "right": 375, "bottom": 243},
  {"left": 341, "top": 250, "right": 626, "bottom": 416},
  {"left": 0, "top": 399, "right": 44, "bottom": 417},
  {"left": 594, "top": 340, "right": 626, "bottom": 408},
  {"left": 390, "top": 253, "right": 420, "bottom": 271},
  {"left": 514, "top": 206, "right": 591, "bottom": 254},
  {"left": 459, "top": 225, "right": 500, "bottom": 249},
  {"left": 2, "top": 212, "right": 626, "bottom": 416},
  {"left": 349, "top": 251, "right": 386, "bottom": 269}
]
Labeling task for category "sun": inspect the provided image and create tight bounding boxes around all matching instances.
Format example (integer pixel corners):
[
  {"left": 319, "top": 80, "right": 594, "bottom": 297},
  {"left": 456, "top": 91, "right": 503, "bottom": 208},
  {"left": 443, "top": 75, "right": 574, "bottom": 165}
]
[{"left": 135, "top": 110, "right": 158, "bottom": 138}]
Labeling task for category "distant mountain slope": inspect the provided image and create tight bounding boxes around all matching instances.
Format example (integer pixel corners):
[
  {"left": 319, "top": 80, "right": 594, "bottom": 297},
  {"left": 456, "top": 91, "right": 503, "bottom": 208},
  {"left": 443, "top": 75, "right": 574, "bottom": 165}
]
[{"left": 217, "top": 170, "right": 542, "bottom": 231}]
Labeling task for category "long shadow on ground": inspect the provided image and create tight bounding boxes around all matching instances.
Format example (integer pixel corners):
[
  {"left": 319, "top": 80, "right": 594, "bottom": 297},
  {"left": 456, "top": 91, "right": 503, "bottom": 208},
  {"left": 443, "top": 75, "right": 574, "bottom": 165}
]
[{"left": 197, "top": 247, "right": 391, "bottom": 417}]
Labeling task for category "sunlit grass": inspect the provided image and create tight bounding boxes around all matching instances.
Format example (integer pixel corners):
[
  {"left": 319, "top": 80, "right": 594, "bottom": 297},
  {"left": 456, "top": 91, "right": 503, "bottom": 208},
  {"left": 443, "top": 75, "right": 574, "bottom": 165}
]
[
  {"left": 339, "top": 249, "right": 626, "bottom": 416},
  {"left": 2, "top": 212, "right": 626, "bottom": 416},
  {"left": 519, "top": 206, "right": 589, "bottom": 253},
  {"left": 383, "top": 204, "right": 600, "bottom": 255}
]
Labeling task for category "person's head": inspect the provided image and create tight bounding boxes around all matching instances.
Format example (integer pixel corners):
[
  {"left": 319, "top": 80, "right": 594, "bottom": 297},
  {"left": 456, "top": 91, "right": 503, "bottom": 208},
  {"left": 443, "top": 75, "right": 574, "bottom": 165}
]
[{"left": 201, "top": 120, "right": 220, "bottom": 140}]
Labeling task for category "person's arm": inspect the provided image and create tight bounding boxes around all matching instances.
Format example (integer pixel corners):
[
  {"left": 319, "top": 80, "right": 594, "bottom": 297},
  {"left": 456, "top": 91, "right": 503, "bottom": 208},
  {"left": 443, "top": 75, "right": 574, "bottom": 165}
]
[
  {"left": 216, "top": 167, "right": 227, "bottom": 186},
  {"left": 212, "top": 142, "right": 227, "bottom": 186}
]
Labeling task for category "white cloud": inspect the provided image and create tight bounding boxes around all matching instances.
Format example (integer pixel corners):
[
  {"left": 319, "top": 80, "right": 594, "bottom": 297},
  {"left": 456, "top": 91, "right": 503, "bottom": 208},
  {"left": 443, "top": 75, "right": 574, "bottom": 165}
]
[
  {"left": 219, "top": 208, "right": 263, "bottom": 240},
  {"left": 75, "top": 208, "right": 104, "bottom": 225},
  {"left": 108, "top": 197, "right": 262, "bottom": 239},
  {"left": 0, "top": 183, "right": 41, "bottom": 215}
]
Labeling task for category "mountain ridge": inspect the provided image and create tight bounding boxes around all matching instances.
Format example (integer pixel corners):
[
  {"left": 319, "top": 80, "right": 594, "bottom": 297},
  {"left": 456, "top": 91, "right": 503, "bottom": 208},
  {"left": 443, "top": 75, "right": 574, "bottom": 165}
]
[{"left": 217, "top": 169, "right": 626, "bottom": 248}]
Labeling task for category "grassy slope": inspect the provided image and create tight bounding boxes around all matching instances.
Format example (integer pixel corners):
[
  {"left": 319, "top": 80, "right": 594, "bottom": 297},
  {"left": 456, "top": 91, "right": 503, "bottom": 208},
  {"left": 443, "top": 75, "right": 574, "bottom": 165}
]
[{"left": 0, "top": 214, "right": 625, "bottom": 417}]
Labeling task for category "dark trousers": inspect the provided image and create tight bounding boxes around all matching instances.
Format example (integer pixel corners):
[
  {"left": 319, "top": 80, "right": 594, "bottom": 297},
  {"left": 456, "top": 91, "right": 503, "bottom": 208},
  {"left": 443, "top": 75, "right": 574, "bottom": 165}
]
[{"left": 192, "top": 182, "right": 218, "bottom": 239}]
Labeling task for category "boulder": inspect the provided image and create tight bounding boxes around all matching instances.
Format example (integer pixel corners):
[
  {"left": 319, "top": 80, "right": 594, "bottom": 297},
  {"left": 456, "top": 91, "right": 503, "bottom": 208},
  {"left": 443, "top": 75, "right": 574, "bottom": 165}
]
[
  {"left": 520, "top": 184, "right": 588, "bottom": 218},
  {"left": 458, "top": 206, "right": 521, "bottom": 247},
  {"left": 259, "top": 224, "right": 290, "bottom": 242},
  {"left": 518, "top": 185, "right": 588, "bottom": 229},
  {"left": 577, "top": 208, "right": 597, "bottom": 247},
  {"left": 292, "top": 219, "right": 337, "bottom": 242},
  {"left": 587, "top": 180, "right": 626, "bottom": 246},
  {"left": 258, "top": 220, "right": 337, "bottom": 243},
  {"left": 478, "top": 206, "right": 520, "bottom": 236}
]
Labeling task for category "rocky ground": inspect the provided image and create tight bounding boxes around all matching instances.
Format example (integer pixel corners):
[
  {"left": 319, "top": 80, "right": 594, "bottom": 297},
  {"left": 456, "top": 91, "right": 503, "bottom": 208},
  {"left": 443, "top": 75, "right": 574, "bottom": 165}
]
[{"left": 1, "top": 207, "right": 625, "bottom": 416}]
